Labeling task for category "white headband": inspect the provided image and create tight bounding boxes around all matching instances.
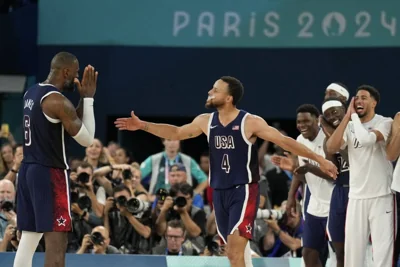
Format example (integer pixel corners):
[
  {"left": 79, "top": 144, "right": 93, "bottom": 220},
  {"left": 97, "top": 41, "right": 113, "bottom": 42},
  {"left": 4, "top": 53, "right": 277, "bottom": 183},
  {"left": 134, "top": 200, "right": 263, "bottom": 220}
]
[
  {"left": 326, "top": 83, "right": 349, "bottom": 101},
  {"left": 322, "top": 100, "right": 343, "bottom": 113}
]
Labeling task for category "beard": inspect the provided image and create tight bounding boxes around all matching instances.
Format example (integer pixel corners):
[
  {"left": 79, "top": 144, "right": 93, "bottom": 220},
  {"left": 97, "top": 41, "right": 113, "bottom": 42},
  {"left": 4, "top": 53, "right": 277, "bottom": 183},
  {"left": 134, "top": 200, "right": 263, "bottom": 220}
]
[
  {"left": 205, "top": 100, "right": 223, "bottom": 109},
  {"left": 63, "top": 79, "right": 75, "bottom": 92}
]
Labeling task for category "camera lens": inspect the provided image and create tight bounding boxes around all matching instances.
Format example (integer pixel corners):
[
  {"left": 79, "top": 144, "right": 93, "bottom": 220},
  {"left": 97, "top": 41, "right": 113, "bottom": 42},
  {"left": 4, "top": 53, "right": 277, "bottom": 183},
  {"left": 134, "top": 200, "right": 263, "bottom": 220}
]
[
  {"left": 126, "top": 198, "right": 149, "bottom": 214},
  {"left": 77, "top": 196, "right": 92, "bottom": 210},
  {"left": 90, "top": 232, "right": 104, "bottom": 245},
  {"left": 156, "top": 188, "right": 169, "bottom": 201},
  {"left": 122, "top": 170, "right": 132, "bottom": 180},
  {"left": 1, "top": 201, "right": 14, "bottom": 212},
  {"left": 77, "top": 173, "right": 90, "bottom": 184},
  {"left": 174, "top": 196, "right": 187, "bottom": 208},
  {"left": 116, "top": 196, "right": 127, "bottom": 206}
]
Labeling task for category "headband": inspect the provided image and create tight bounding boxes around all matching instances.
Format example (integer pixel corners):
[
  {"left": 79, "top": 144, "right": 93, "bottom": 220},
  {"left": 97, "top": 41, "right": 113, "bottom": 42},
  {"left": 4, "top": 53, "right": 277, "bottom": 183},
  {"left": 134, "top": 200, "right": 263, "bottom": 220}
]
[
  {"left": 326, "top": 83, "right": 349, "bottom": 101},
  {"left": 322, "top": 100, "right": 343, "bottom": 113}
]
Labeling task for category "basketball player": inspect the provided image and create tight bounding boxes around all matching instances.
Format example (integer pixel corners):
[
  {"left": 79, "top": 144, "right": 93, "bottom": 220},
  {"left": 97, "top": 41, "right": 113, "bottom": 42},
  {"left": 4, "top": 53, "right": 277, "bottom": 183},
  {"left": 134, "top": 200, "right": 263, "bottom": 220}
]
[
  {"left": 115, "top": 76, "right": 337, "bottom": 267},
  {"left": 326, "top": 85, "right": 394, "bottom": 267},
  {"left": 14, "top": 52, "right": 97, "bottom": 267},
  {"left": 325, "top": 83, "right": 349, "bottom": 104}
]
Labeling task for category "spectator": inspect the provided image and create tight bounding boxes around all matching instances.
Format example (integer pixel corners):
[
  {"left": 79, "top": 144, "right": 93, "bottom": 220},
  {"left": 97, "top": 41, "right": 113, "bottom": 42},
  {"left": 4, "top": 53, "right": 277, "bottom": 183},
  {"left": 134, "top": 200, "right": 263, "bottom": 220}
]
[
  {"left": 153, "top": 220, "right": 199, "bottom": 256},
  {"left": 0, "top": 179, "right": 16, "bottom": 240},
  {"left": 76, "top": 226, "right": 120, "bottom": 254},
  {"left": 114, "top": 147, "right": 133, "bottom": 165},
  {"left": 3, "top": 144, "right": 23, "bottom": 184},
  {"left": 104, "top": 185, "right": 152, "bottom": 254},
  {"left": 68, "top": 157, "right": 83, "bottom": 172},
  {"left": 0, "top": 143, "right": 14, "bottom": 178},
  {"left": 107, "top": 141, "right": 120, "bottom": 160},
  {"left": 156, "top": 183, "right": 206, "bottom": 252},
  {"left": 0, "top": 225, "right": 44, "bottom": 252},
  {"left": 140, "top": 139, "right": 208, "bottom": 196},
  {"left": 84, "top": 138, "right": 111, "bottom": 169}
]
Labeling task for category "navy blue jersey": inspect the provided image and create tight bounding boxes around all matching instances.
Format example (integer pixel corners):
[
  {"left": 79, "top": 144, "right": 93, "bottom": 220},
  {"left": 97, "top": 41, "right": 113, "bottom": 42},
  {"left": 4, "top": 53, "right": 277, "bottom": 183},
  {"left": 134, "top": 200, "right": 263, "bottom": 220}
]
[
  {"left": 334, "top": 153, "right": 349, "bottom": 185},
  {"left": 208, "top": 110, "right": 260, "bottom": 189},
  {"left": 22, "top": 83, "right": 69, "bottom": 169}
]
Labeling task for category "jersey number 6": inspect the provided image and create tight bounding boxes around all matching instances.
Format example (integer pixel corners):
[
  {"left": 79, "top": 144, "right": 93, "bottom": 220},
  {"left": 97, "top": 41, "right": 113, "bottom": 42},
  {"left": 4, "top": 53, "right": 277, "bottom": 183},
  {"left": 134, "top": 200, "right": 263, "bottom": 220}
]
[
  {"left": 24, "top": 115, "right": 32, "bottom": 146},
  {"left": 221, "top": 154, "right": 231, "bottom": 173}
]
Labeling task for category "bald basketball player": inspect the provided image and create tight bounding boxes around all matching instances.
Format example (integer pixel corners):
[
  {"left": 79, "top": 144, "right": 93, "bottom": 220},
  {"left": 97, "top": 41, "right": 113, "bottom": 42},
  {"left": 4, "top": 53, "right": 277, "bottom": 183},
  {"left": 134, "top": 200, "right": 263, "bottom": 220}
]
[
  {"left": 14, "top": 52, "right": 97, "bottom": 267},
  {"left": 115, "top": 76, "right": 337, "bottom": 267}
]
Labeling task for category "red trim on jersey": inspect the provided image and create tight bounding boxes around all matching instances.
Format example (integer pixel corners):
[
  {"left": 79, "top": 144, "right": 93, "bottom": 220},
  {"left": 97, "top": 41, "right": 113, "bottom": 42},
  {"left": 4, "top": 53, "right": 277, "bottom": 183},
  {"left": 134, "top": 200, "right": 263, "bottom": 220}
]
[
  {"left": 237, "top": 183, "right": 258, "bottom": 240},
  {"left": 50, "top": 168, "right": 71, "bottom": 232}
]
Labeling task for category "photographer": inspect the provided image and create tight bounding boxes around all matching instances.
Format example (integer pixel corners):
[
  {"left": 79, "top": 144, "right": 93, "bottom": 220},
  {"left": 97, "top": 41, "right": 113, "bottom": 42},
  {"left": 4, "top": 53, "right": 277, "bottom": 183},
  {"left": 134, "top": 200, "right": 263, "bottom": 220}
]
[
  {"left": 259, "top": 203, "right": 303, "bottom": 257},
  {"left": 156, "top": 183, "right": 206, "bottom": 252},
  {"left": 104, "top": 184, "right": 152, "bottom": 254},
  {"left": 153, "top": 220, "right": 199, "bottom": 255},
  {"left": 0, "top": 179, "right": 16, "bottom": 240},
  {"left": 76, "top": 226, "right": 120, "bottom": 254},
  {"left": 3, "top": 144, "right": 23, "bottom": 184},
  {"left": 0, "top": 225, "right": 44, "bottom": 252},
  {"left": 70, "top": 162, "right": 106, "bottom": 218}
]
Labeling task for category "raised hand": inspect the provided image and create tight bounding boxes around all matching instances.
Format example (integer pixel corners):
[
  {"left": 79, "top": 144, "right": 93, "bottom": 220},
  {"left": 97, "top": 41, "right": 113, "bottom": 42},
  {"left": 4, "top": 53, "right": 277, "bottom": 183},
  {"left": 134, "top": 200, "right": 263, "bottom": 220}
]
[
  {"left": 270, "top": 152, "right": 298, "bottom": 172},
  {"left": 74, "top": 65, "right": 98, "bottom": 98},
  {"left": 114, "top": 111, "right": 143, "bottom": 131},
  {"left": 318, "top": 158, "right": 338, "bottom": 179}
]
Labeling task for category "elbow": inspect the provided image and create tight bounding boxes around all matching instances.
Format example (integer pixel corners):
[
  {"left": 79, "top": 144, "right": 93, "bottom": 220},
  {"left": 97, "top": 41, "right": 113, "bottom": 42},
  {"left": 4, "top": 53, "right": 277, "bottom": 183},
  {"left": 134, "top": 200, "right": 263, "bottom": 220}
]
[
  {"left": 188, "top": 228, "right": 201, "bottom": 238},
  {"left": 326, "top": 141, "right": 339, "bottom": 154},
  {"left": 143, "top": 227, "right": 152, "bottom": 239}
]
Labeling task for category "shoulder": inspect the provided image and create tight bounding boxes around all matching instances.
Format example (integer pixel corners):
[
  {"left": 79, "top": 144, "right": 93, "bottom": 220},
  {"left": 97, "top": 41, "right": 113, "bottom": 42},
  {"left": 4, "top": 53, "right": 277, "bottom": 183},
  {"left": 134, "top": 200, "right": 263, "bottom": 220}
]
[
  {"left": 194, "top": 113, "right": 211, "bottom": 123},
  {"left": 244, "top": 114, "right": 267, "bottom": 129},
  {"left": 296, "top": 134, "right": 303, "bottom": 142}
]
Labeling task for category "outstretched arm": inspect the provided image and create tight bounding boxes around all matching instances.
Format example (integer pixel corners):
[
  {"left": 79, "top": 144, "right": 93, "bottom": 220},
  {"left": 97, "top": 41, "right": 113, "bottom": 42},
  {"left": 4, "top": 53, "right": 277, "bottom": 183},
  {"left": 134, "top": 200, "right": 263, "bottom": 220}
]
[
  {"left": 115, "top": 112, "right": 209, "bottom": 140},
  {"left": 249, "top": 116, "right": 337, "bottom": 178}
]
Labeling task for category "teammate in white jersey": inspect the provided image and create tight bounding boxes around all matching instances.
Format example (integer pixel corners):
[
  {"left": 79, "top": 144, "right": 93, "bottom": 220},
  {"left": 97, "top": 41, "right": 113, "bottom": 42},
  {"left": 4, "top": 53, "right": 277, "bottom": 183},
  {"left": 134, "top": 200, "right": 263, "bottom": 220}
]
[
  {"left": 387, "top": 112, "right": 400, "bottom": 264},
  {"left": 326, "top": 85, "right": 395, "bottom": 267}
]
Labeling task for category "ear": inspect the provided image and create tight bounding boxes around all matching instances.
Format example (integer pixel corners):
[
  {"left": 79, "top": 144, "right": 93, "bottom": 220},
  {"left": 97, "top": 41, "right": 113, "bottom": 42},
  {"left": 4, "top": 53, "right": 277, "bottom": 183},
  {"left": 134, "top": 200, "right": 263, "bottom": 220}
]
[{"left": 226, "top": 95, "right": 233, "bottom": 104}]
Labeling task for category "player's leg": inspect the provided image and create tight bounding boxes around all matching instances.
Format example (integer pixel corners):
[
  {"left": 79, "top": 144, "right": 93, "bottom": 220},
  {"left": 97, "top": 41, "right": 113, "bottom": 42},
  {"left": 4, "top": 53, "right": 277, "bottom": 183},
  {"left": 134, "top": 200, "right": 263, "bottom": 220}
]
[
  {"left": 13, "top": 163, "right": 44, "bottom": 267},
  {"left": 369, "top": 194, "right": 396, "bottom": 267},
  {"left": 37, "top": 167, "right": 71, "bottom": 267},
  {"left": 302, "top": 213, "right": 328, "bottom": 267},
  {"left": 344, "top": 198, "right": 369, "bottom": 267},
  {"left": 227, "top": 183, "right": 259, "bottom": 267},
  {"left": 212, "top": 188, "right": 230, "bottom": 245}
]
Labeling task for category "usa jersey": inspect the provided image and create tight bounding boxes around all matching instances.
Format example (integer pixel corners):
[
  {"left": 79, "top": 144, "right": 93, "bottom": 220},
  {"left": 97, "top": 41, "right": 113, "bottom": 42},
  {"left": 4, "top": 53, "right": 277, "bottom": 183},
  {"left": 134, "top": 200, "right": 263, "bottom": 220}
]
[
  {"left": 334, "top": 153, "right": 350, "bottom": 185},
  {"left": 22, "top": 83, "right": 69, "bottom": 169},
  {"left": 208, "top": 110, "right": 260, "bottom": 189}
]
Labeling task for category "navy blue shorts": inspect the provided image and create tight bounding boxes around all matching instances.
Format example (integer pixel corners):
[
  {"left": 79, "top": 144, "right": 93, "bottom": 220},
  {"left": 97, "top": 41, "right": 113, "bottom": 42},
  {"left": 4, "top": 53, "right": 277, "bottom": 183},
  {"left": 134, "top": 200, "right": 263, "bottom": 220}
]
[
  {"left": 213, "top": 183, "right": 259, "bottom": 244},
  {"left": 303, "top": 213, "right": 328, "bottom": 250},
  {"left": 327, "top": 185, "right": 349, "bottom": 243},
  {"left": 17, "top": 163, "right": 72, "bottom": 232}
]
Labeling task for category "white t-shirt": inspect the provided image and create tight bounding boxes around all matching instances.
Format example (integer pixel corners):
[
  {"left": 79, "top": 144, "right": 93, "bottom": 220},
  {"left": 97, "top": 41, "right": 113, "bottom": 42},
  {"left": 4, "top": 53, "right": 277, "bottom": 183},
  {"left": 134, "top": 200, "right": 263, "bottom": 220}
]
[
  {"left": 343, "top": 114, "right": 393, "bottom": 199},
  {"left": 297, "top": 129, "right": 334, "bottom": 217}
]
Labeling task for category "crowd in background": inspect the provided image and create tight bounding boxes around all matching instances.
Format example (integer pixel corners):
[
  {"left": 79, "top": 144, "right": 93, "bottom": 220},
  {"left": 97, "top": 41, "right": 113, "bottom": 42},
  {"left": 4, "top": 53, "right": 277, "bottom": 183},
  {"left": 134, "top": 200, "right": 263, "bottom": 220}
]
[{"left": 0, "top": 126, "right": 304, "bottom": 257}]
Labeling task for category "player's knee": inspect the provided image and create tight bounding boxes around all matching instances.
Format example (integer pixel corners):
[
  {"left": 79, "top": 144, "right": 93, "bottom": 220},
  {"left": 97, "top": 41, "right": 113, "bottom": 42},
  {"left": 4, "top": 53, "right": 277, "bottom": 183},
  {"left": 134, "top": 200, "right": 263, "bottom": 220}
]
[{"left": 227, "top": 248, "right": 244, "bottom": 265}]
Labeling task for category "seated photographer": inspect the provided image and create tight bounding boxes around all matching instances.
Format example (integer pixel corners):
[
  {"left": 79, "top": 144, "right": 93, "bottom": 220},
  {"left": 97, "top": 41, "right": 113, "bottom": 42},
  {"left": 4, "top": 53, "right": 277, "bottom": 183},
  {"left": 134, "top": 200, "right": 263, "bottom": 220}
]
[
  {"left": 104, "top": 184, "right": 152, "bottom": 254},
  {"left": 259, "top": 202, "right": 303, "bottom": 257},
  {"left": 0, "top": 225, "right": 44, "bottom": 252},
  {"left": 156, "top": 183, "right": 206, "bottom": 252},
  {"left": 76, "top": 226, "right": 120, "bottom": 254},
  {"left": 153, "top": 220, "right": 199, "bottom": 256},
  {"left": 70, "top": 162, "right": 106, "bottom": 218},
  {"left": 0, "top": 179, "right": 16, "bottom": 239}
]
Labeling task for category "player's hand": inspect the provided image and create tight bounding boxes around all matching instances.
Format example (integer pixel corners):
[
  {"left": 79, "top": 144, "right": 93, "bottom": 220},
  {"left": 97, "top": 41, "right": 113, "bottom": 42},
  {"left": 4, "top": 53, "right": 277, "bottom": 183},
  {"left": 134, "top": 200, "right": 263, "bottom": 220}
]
[
  {"left": 270, "top": 152, "right": 298, "bottom": 172},
  {"left": 161, "top": 196, "right": 174, "bottom": 212},
  {"left": 318, "top": 157, "right": 338, "bottom": 179},
  {"left": 114, "top": 111, "right": 144, "bottom": 131},
  {"left": 347, "top": 97, "right": 356, "bottom": 117},
  {"left": 104, "top": 197, "right": 114, "bottom": 215},
  {"left": 293, "top": 160, "right": 310, "bottom": 175},
  {"left": 74, "top": 65, "right": 98, "bottom": 98},
  {"left": 81, "top": 234, "right": 92, "bottom": 249}
]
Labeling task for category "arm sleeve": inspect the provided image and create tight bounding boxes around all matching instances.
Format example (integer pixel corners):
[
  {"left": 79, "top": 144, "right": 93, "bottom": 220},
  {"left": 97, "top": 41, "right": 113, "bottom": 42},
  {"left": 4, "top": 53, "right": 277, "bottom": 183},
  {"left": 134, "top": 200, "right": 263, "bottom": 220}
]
[
  {"left": 72, "top": 98, "right": 95, "bottom": 147},
  {"left": 351, "top": 114, "right": 377, "bottom": 147},
  {"left": 376, "top": 118, "right": 393, "bottom": 142}
]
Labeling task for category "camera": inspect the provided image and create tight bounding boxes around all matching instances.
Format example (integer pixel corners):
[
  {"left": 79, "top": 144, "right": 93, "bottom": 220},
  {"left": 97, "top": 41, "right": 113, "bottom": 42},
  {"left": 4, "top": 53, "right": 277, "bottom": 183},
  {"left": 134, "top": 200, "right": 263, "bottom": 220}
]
[
  {"left": 126, "top": 198, "right": 150, "bottom": 214},
  {"left": 173, "top": 196, "right": 187, "bottom": 208},
  {"left": 70, "top": 191, "right": 92, "bottom": 211},
  {"left": 0, "top": 200, "right": 14, "bottom": 212},
  {"left": 256, "top": 209, "right": 288, "bottom": 225},
  {"left": 207, "top": 240, "right": 220, "bottom": 255},
  {"left": 122, "top": 169, "right": 132, "bottom": 180},
  {"left": 77, "top": 172, "right": 90, "bottom": 184},
  {"left": 90, "top": 232, "right": 104, "bottom": 246},
  {"left": 156, "top": 188, "right": 169, "bottom": 202},
  {"left": 115, "top": 195, "right": 128, "bottom": 207},
  {"left": 11, "top": 227, "right": 18, "bottom": 241}
]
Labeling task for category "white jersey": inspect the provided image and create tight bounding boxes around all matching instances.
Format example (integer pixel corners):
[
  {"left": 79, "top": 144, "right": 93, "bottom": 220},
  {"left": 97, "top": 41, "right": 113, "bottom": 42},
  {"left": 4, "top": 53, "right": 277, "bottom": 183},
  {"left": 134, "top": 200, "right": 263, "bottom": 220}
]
[
  {"left": 343, "top": 114, "right": 393, "bottom": 199},
  {"left": 297, "top": 129, "right": 334, "bottom": 217}
]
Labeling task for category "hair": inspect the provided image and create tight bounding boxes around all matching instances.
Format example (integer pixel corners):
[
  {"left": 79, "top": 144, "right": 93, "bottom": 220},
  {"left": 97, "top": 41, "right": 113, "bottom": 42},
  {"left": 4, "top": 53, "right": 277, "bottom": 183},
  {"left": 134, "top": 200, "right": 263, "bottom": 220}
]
[
  {"left": 50, "top": 52, "right": 77, "bottom": 70},
  {"left": 296, "top": 104, "right": 320, "bottom": 118},
  {"left": 78, "top": 161, "right": 94, "bottom": 172},
  {"left": 117, "top": 147, "right": 134, "bottom": 164},
  {"left": 200, "top": 151, "right": 209, "bottom": 158},
  {"left": 0, "top": 143, "right": 13, "bottom": 173},
  {"left": 357, "top": 85, "right": 380, "bottom": 104},
  {"left": 169, "top": 182, "right": 194, "bottom": 198},
  {"left": 131, "top": 162, "right": 140, "bottom": 170},
  {"left": 167, "top": 219, "right": 186, "bottom": 233},
  {"left": 113, "top": 184, "right": 132, "bottom": 196},
  {"left": 220, "top": 76, "right": 244, "bottom": 106},
  {"left": 84, "top": 138, "right": 109, "bottom": 165}
]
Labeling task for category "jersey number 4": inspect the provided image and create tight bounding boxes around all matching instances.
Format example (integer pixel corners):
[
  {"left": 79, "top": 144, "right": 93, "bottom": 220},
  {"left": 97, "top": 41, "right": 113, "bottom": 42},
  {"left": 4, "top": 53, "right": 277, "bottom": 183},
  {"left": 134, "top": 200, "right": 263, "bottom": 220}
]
[
  {"left": 24, "top": 115, "right": 32, "bottom": 146},
  {"left": 221, "top": 154, "right": 231, "bottom": 173}
]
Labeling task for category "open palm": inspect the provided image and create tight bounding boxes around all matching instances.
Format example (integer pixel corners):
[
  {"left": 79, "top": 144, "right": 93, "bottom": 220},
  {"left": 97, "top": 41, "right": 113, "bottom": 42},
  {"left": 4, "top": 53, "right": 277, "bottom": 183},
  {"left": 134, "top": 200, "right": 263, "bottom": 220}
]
[
  {"left": 270, "top": 152, "right": 297, "bottom": 172},
  {"left": 114, "top": 111, "right": 142, "bottom": 131}
]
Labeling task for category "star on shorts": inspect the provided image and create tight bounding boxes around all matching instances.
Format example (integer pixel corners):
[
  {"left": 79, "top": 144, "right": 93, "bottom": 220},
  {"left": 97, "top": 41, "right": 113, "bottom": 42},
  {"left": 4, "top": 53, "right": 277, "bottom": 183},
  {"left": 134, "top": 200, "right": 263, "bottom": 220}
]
[
  {"left": 245, "top": 223, "right": 252, "bottom": 234},
  {"left": 57, "top": 216, "right": 66, "bottom": 227}
]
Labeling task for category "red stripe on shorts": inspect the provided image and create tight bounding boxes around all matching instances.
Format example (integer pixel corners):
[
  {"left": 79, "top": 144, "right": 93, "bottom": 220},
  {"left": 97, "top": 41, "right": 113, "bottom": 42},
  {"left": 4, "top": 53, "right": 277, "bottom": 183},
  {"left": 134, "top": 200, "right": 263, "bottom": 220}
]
[
  {"left": 237, "top": 183, "right": 259, "bottom": 240},
  {"left": 50, "top": 168, "right": 71, "bottom": 232}
]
